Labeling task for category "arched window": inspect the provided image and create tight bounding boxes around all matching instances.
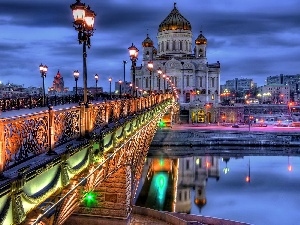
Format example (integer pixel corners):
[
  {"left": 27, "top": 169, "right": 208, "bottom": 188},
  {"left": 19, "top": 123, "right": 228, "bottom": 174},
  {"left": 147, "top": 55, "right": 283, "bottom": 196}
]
[
  {"left": 172, "top": 41, "right": 176, "bottom": 50},
  {"left": 166, "top": 42, "right": 169, "bottom": 51},
  {"left": 180, "top": 41, "right": 183, "bottom": 50}
]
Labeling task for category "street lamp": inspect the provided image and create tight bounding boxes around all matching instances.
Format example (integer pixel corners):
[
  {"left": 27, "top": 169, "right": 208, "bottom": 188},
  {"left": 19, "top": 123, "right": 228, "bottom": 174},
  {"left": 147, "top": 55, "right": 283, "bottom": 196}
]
[
  {"left": 94, "top": 73, "right": 99, "bottom": 100},
  {"left": 73, "top": 70, "right": 79, "bottom": 102},
  {"left": 162, "top": 74, "right": 166, "bottom": 93},
  {"left": 128, "top": 43, "right": 139, "bottom": 97},
  {"left": 129, "top": 83, "right": 133, "bottom": 97},
  {"left": 119, "top": 80, "right": 122, "bottom": 98},
  {"left": 157, "top": 67, "right": 163, "bottom": 94},
  {"left": 123, "top": 60, "right": 127, "bottom": 82},
  {"left": 70, "top": 0, "right": 96, "bottom": 105},
  {"left": 147, "top": 61, "right": 154, "bottom": 94},
  {"left": 249, "top": 115, "right": 253, "bottom": 132},
  {"left": 166, "top": 76, "right": 170, "bottom": 92},
  {"left": 39, "top": 63, "right": 48, "bottom": 107},
  {"left": 135, "top": 86, "right": 138, "bottom": 97},
  {"left": 108, "top": 77, "right": 112, "bottom": 99}
]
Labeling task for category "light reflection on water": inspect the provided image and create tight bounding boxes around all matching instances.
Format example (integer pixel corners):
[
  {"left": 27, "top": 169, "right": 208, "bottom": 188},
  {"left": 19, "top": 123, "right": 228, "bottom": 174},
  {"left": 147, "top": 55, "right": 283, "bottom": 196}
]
[{"left": 135, "top": 153, "right": 300, "bottom": 225}]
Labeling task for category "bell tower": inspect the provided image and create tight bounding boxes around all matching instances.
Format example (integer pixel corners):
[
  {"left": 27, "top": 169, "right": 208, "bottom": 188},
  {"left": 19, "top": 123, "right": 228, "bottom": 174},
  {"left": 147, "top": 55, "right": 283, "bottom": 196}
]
[{"left": 195, "top": 31, "right": 207, "bottom": 59}]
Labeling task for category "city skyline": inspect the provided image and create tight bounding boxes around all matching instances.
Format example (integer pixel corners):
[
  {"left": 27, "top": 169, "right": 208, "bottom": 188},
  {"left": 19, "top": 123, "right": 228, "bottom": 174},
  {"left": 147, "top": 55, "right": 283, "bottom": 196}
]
[{"left": 0, "top": 0, "right": 300, "bottom": 92}]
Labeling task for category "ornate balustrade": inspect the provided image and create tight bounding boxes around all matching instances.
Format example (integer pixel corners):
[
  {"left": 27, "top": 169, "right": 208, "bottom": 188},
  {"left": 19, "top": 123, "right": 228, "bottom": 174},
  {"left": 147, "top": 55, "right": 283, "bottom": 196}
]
[
  {"left": 0, "top": 94, "right": 173, "bottom": 173},
  {"left": 0, "top": 93, "right": 175, "bottom": 225}
]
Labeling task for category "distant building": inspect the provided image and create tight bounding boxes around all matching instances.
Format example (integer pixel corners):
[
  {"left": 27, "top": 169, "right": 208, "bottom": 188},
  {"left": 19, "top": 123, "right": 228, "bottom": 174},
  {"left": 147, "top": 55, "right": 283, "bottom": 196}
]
[
  {"left": 266, "top": 73, "right": 300, "bottom": 103},
  {"left": 221, "top": 78, "right": 254, "bottom": 93},
  {"left": 257, "top": 84, "right": 290, "bottom": 104},
  {"left": 48, "top": 70, "right": 69, "bottom": 96},
  {"left": 0, "top": 82, "right": 27, "bottom": 98}
]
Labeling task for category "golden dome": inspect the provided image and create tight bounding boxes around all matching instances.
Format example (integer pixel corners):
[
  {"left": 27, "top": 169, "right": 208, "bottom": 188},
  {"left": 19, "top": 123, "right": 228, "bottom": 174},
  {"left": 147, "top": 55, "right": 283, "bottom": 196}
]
[
  {"left": 158, "top": 3, "right": 191, "bottom": 32},
  {"left": 195, "top": 31, "right": 207, "bottom": 45},
  {"left": 142, "top": 34, "right": 154, "bottom": 47}
]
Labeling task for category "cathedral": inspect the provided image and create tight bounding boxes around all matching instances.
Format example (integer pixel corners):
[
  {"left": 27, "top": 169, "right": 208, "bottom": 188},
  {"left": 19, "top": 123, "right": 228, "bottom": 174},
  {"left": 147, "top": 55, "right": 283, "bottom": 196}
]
[{"left": 135, "top": 3, "right": 221, "bottom": 113}]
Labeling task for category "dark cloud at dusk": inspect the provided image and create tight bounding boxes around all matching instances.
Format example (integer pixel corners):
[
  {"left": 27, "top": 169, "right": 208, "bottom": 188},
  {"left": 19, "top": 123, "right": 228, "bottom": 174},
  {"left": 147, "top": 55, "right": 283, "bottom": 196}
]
[{"left": 0, "top": 0, "right": 300, "bottom": 91}]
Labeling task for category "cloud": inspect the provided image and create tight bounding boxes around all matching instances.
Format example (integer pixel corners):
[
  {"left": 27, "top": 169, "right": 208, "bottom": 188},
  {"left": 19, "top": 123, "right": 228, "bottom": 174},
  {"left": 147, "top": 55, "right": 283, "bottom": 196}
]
[{"left": 0, "top": 0, "right": 299, "bottom": 90}]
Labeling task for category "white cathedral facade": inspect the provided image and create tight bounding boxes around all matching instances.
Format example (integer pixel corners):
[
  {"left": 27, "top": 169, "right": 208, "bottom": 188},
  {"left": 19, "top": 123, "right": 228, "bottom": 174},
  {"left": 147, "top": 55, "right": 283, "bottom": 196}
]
[{"left": 134, "top": 3, "right": 221, "bottom": 108}]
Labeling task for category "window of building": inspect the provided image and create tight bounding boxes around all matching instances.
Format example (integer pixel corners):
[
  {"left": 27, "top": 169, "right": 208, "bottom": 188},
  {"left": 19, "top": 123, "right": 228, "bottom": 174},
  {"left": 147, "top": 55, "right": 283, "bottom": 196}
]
[
  {"left": 187, "top": 76, "right": 189, "bottom": 86},
  {"left": 179, "top": 192, "right": 182, "bottom": 201},
  {"left": 180, "top": 41, "right": 183, "bottom": 50},
  {"left": 212, "top": 77, "right": 215, "bottom": 88},
  {"left": 186, "top": 159, "right": 190, "bottom": 170},
  {"left": 200, "top": 77, "right": 203, "bottom": 87},
  {"left": 166, "top": 41, "right": 169, "bottom": 51},
  {"left": 172, "top": 41, "right": 176, "bottom": 51},
  {"left": 157, "top": 77, "right": 159, "bottom": 87},
  {"left": 146, "top": 77, "right": 148, "bottom": 88},
  {"left": 211, "top": 94, "right": 214, "bottom": 100}
]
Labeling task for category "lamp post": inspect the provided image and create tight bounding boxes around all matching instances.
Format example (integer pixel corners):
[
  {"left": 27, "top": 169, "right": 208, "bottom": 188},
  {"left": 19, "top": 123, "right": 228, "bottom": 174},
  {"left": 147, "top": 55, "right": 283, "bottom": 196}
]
[
  {"left": 166, "top": 76, "right": 170, "bottom": 92},
  {"left": 162, "top": 74, "right": 166, "bottom": 93},
  {"left": 119, "top": 80, "right": 122, "bottom": 98},
  {"left": 123, "top": 60, "right": 127, "bottom": 82},
  {"left": 249, "top": 115, "right": 253, "bottom": 132},
  {"left": 129, "top": 83, "right": 133, "bottom": 97},
  {"left": 70, "top": 0, "right": 96, "bottom": 105},
  {"left": 128, "top": 43, "right": 139, "bottom": 97},
  {"left": 157, "top": 67, "right": 163, "bottom": 94},
  {"left": 73, "top": 70, "right": 79, "bottom": 102},
  {"left": 94, "top": 73, "right": 99, "bottom": 100},
  {"left": 108, "top": 77, "right": 112, "bottom": 99},
  {"left": 39, "top": 63, "right": 48, "bottom": 107},
  {"left": 147, "top": 61, "right": 154, "bottom": 94}
]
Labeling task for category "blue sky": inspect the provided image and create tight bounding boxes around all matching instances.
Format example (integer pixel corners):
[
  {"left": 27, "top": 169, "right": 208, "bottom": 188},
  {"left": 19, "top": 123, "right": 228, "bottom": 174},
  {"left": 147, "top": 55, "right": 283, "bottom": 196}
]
[{"left": 0, "top": 0, "right": 300, "bottom": 92}]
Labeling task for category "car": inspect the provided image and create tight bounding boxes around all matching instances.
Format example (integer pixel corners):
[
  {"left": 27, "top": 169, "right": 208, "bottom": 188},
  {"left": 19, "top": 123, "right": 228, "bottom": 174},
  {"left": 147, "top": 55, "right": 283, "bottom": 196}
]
[{"left": 232, "top": 124, "right": 239, "bottom": 128}]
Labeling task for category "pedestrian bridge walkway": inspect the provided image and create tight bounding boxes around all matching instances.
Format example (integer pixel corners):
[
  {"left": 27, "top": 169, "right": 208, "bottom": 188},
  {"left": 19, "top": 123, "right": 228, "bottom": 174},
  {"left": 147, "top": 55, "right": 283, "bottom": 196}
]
[{"left": 0, "top": 94, "right": 177, "bottom": 225}]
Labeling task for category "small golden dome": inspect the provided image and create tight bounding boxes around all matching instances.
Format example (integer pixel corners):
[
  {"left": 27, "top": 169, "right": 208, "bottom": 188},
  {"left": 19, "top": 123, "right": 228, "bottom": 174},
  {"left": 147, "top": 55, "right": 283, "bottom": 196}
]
[
  {"left": 195, "top": 31, "right": 207, "bottom": 45},
  {"left": 142, "top": 34, "right": 154, "bottom": 47},
  {"left": 158, "top": 3, "right": 191, "bottom": 32}
]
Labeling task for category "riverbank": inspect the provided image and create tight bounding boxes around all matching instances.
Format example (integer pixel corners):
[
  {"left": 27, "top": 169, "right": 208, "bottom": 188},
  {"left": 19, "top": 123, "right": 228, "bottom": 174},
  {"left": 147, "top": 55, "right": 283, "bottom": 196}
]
[{"left": 151, "top": 123, "right": 300, "bottom": 148}]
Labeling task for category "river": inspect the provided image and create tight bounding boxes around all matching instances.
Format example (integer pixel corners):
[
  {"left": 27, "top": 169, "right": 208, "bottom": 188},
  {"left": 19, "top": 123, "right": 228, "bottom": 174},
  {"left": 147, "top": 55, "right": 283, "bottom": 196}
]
[{"left": 134, "top": 148, "right": 300, "bottom": 225}]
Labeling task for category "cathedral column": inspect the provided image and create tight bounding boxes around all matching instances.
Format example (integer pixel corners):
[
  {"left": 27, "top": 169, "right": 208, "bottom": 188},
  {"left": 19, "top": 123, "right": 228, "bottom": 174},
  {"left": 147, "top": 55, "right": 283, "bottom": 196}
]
[
  {"left": 205, "top": 63, "right": 209, "bottom": 102},
  {"left": 180, "top": 62, "right": 185, "bottom": 103},
  {"left": 217, "top": 62, "right": 221, "bottom": 103}
]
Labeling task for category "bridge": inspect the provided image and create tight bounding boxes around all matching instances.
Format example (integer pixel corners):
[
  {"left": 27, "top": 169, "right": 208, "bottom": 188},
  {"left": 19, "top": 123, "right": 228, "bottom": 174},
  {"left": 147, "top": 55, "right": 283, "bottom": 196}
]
[{"left": 0, "top": 94, "right": 178, "bottom": 225}]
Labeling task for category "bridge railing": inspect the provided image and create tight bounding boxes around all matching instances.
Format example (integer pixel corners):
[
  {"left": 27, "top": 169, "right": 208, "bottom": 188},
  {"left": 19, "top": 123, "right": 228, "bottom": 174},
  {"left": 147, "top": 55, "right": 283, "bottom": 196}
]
[{"left": 0, "top": 94, "right": 173, "bottom": 173}]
